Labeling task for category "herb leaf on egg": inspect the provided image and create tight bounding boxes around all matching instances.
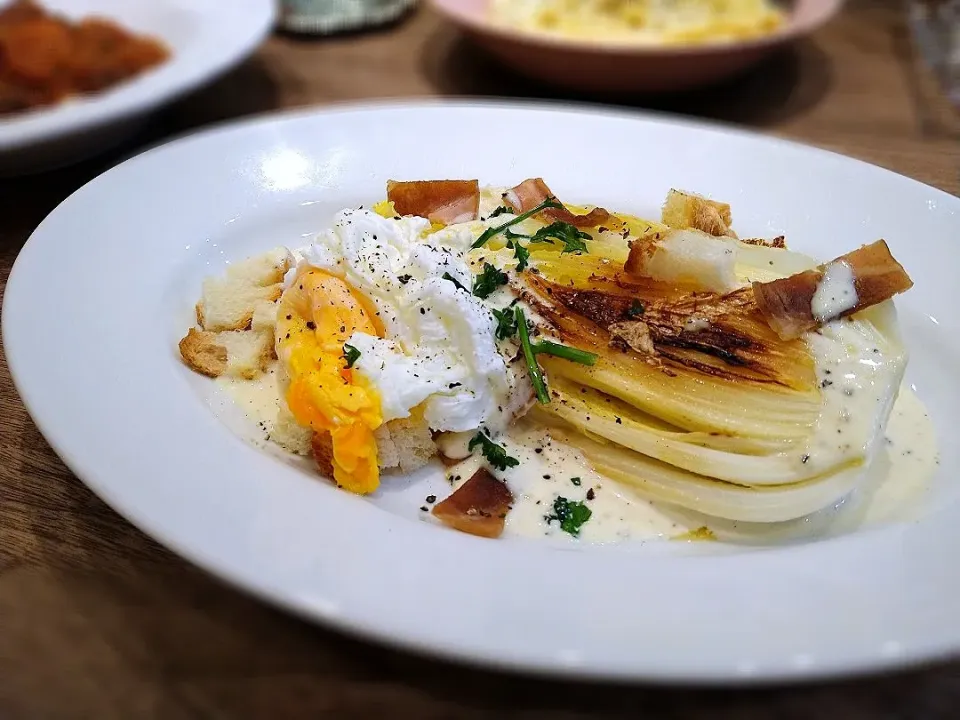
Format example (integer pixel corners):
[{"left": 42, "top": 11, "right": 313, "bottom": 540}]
[
  {"left": 342, "top": 343, "right": 361, "bottom": 369},
  {"left": 488, "top": 205, "right": 513, "bottom": 219},
  {"left": 442, "top": 272, "right": 467, "bottom": 292},
  {"left": 471, "top": 197, "right": 563, "bottom": 249},
  {"left": 468, "top": 430, "right": 519, "bottom": 471},
  {"left": 473, "top": 263, "right": 508, "bottom": 299},
  {"left": 492, "top": 307, "right": 518, "bottom": 341},
  {"left": 545, "top": 496, "right": 592, "bottom": 537}
]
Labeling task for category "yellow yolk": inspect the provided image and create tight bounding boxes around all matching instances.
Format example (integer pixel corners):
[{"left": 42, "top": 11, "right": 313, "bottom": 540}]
[{"left": 276, "top": 268, "right": 385, "bottom": 494}]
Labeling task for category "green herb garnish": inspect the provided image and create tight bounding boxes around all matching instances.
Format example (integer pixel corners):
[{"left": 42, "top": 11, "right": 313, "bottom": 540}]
[
  {"left": 472, "top": 263, "right": 509, "bottom": 299},
  {"left": 506, "top": 238, "right": 530, "bottom": 272},
  {"left": 442, "top": 272, "right": 467, "bottom": 292},
  {"left": 471, "top": 197, "right": 563, "bottom": 249},
  {"left": 492, "top": 307, "right": 518, "bottom": 340},
  {"left": 527, "top": 221, "right": 591, "bottom": 255},
  {"left": 533, "top": 340, "right": 599, "bottom": 366},
  {"left": 342, "top": 343, "right": 361, "bottom": 369},
  {"left": 488, "top": 205, "right": 513, "bottom": 219},
  {"left": 468, "top": 430, "right": 519, "bottom": 471},
  {"left": 625, "top": 299, "right": 645, "bottom": 318},
  {"left": 571, "top": 477, "right": 582, "bottom": 486},
  {"left": 516, "top": 306, "right": 550, "bottom": 404},
  {"left": 514, "top": 307, "right": 599, "bottom": 405},
  {"left": 546, "top": 496, "right": 592, "bottom": 537}
]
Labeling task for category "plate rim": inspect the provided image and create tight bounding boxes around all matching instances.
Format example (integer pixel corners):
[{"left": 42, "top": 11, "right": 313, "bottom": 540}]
[
  {"left": 4, "top": 99, "right": 959, "bottom": 686},
  {"left": 0, "top": 0, "right": 276, "bottom": 150}
]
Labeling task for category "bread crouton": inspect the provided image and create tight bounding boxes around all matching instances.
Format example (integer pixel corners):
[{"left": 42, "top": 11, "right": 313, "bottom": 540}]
[
  {"left": 196, "top": 248, "right": 293, "bottom": 332},
  {"left": 662, "top": 189, "right": 736, "bottom": 238},
  {"left": 376, "top": 415, "right": 437, "bottom": 474},
  {"left": 271, "top": 403, "right": 313, "bottom": 456},
  {"left": 179, "top": 327, "right": 275, "bottom": 379},
  {"left": 251, "top": 299, "right": 280, "bottom": 333},
  {"left": 309, "top": 414, "right": 438, "bottom": 482},
  {"left": 178, "top": 328, "right": 227, "bottom": 378}
]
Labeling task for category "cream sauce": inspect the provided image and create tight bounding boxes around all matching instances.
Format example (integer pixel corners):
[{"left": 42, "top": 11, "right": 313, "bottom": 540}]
[{"left": 473, "top": 382, "right": 939, "bottom": 545}]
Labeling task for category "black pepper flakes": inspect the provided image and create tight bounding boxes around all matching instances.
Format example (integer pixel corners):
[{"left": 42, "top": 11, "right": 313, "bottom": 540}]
[
  {"left": 586, "top": 488, "right": 596, "bottom": 500},
  {"left": 306, "top": 321, "right": 316, "bottom": 330},
  {"left": 426, "top": 495, "right": 437, "bottom": 504}
]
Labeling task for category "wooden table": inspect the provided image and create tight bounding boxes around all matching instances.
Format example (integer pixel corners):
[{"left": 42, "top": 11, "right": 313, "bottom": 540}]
[{"left": 2, "top": 2, "right": 958, "bottom": 717}]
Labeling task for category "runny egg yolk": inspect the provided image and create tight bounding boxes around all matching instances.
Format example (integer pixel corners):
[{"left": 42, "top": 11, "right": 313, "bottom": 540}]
[{"left": 276, "top": 268, "right": 385, "bottom": 494}]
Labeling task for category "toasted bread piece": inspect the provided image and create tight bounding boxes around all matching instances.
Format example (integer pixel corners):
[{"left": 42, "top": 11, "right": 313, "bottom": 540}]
[
  {"left": 178, "top": 328, "right": 227, "bottom": 378},
  {"left": 179, "top": 328, "right": 274, "bottom": 379},
  {"left": 309, "top": 414, "right": 438, "bottom": 482},
  {"left": 251, "top": 299, "right": 280, "bottom": 333},
  {"left": 196, "top": 248, "right": 293, "bottom": 332},
  {"left": 662, "top": 189, "right": 735, "bottom": 238},
  {"left": 376, "top": 414, "right": 436, "bottom": 474},
  {"left": 218, "top": 330, "right": 275, "bottom": 379},
  {"left": 311, "top": 432, "right": 336, "bottom": 478},
  {"left": 272, "top": 402, "right": 313, "bottom": 456}
]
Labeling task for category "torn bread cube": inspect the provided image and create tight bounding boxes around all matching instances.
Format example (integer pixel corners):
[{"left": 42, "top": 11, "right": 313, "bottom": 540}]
[
  {"left": 271, "top": 402, "right": 314, "bottom": 456},
  {"left": 179, "top": 328, "right": 275, "bottom": 380},
  {"left": 375, "top": 414, "right": 437, "bottom": 474},
  {"left": 251, "top": 299, "right": 280, "bottom": 333},
  {"left": 311, "top": 414, "right": 438, "bottom": 480},
  {"left": 662, "top": 189, "right": 736, "bottom": 238},
  {"left": 196, "top": 248, "right": 293, "bottom": 331}
]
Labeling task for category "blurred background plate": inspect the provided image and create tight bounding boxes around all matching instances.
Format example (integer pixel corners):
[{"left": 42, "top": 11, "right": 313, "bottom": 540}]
[
  {"left": 0, "top": 0, "right": 276, "bottom": 176},
  {"left": 428, "top": 0, "right": 844, "bottom": 93}
]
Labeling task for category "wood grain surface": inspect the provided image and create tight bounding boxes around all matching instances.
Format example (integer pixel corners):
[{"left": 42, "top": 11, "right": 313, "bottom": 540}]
[{"left": 2, "top": 2, "right": 959, "bottom": 718}]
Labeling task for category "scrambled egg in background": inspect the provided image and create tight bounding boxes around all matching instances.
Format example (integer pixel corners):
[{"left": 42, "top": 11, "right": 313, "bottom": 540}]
[{"left": 490, "top": 0, "right": 786, "bottom": 45}]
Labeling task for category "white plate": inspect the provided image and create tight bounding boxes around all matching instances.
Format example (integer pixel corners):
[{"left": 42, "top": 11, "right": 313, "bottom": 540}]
[
  {"left": 0, "top": 0, "right": 275, "bottom": 174},
  {"left": 4, "top": 101, "right": 959, "bottom": 684}
]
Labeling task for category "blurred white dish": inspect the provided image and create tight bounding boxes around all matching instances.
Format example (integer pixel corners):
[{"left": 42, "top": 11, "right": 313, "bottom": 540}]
[
  {"left": 0, "top": 0, "right": 275, "bottom": 175},
  {"left": 4, "top": 101, "right": 959, "bottom": 684}
]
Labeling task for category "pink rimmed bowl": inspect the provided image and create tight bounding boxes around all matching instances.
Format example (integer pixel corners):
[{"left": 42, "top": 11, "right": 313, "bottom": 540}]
[{"left": 428, "top": 0, "right": 844, "bottom": 93}]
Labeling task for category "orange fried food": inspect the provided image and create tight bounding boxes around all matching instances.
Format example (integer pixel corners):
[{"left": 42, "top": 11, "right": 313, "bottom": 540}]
[{"left": 0, "top": 0, "right": 169, "bottom": 116}]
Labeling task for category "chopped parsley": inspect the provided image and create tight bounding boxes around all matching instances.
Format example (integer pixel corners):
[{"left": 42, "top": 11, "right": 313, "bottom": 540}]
[
  {"left": 468, "top": 430, "right": 519, "bottom": 471},
  {"left": 571, "top": 477, "right": 582, "bottom": 486},
  {"left": 471, "top": 197, "right": 563, "bottom": 249},
  {"left": 505, "top": 238, "right": 530, "bottom": 272},
  {"left": 342, "top": 343, "right": 361, "bottom": 369},
  {"left": 488, "top": 205, "right": 513, "bottom": 218},
  {"left": 492, "top": 307, "right": 518, "bottom": 340},
  {"left": 472, "top": 262, "right": 508, "bottom": 299},
  {"left": 527, "top": 221, "right": 591, "bottom": 255},
  {"left": 442, "top": 272, "right": 467, "bottom": 292},
  {"left": 397, "top": 274, "right": 413, "bottom": 285},
  {"left": 545, "top": 496, "right": 592, "bottom": 537},
  {"left": 625, "top": 299, "right": 645, "bottom": 318}
]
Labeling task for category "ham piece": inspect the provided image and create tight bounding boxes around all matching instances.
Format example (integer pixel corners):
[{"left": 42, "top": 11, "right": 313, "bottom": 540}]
[
  {"left": 752, "top": 240, "right": 913, "bottom": 340},
  {"left": 503, "top": 178, "right": 610, "bottom": 228},
  {"left": 386, "top": 179, "right": 480, "bottom": 224}
]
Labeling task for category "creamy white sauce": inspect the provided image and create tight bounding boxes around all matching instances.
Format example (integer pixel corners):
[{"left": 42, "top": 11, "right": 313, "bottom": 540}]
[
  {"left": 219, "top": 362, "right": 938, "bottom": 546},
  {"left": 812, "top": 261, "right": 859, "bottom": 322}
]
